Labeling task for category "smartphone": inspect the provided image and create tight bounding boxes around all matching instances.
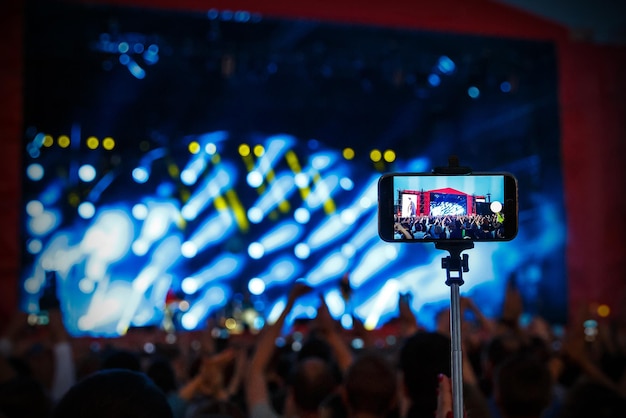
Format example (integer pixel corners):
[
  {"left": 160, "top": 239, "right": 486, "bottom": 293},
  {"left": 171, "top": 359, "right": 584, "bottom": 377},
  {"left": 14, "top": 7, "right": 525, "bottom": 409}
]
[{"left": 378, "top": 172, "right": 518, "bottom": 242}]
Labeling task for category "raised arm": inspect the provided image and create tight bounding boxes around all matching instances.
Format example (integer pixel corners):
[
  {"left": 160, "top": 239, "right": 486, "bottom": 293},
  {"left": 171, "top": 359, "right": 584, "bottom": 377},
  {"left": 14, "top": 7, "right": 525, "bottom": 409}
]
[
  {"left": 245, "top": 281, "right": 313, "bottom": 409},
  {"left": 398, "top": 292, "right": 420, "bottom": 337},
  {"left": 313, "top": 294, "right": 353, "bottom": 373}
]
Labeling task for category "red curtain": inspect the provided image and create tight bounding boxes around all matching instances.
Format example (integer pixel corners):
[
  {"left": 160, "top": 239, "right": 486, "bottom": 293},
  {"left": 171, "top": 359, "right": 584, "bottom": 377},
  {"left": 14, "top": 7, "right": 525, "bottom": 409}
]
[{"left": 1, "top": 0, "right": 625, "bottom": 324}]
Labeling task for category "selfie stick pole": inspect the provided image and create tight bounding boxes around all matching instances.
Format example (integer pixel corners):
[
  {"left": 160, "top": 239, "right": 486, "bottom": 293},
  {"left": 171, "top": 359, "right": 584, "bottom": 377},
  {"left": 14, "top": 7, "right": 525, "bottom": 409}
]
[{"left": 433, "top": 156, "right": 474, "bottom": 418}]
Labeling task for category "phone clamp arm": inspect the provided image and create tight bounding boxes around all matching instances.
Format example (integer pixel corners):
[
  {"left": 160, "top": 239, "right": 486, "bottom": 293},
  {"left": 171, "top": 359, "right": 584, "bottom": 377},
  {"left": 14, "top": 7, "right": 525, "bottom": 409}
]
[
  {"left": 433, "top": 155, "right": 472, "bottom": 175},
  {"left": 436, "top": 242, "right": 473, "bottom": 286}
]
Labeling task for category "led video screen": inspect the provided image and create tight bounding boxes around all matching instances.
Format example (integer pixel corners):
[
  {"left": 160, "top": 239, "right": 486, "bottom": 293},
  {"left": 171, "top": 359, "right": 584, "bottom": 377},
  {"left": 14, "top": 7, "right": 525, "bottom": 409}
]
[{"left": 21, "top": 0, "right": 566, "bottom": 336}]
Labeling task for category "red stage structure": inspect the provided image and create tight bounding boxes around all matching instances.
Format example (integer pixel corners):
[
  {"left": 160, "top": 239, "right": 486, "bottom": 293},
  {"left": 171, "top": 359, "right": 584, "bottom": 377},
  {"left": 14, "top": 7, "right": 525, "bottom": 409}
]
[{"left": 399, "top": 188, "right": 484, "bottom": 217}]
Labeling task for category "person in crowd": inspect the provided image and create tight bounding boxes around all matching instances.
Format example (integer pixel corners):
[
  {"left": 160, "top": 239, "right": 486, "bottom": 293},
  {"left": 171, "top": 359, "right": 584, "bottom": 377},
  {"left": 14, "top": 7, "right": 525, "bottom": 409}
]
[
  {"left": 492, "top": 353, "right": 553, "bottom": 418},
  {"left": 434, "top": 373, "right": 454, "bottom": 418},
  {"left": 51, "top": 368, "right": 173, "bottom": 418},
  {"left": 100, "top": 347, "right": 142, "bottom": 371},
  {"left": 245, "top": 281, "right": 339, "bottom": 418},
  {"left": 146, "top": 355, "right": 190, "bottom": 418},
  {"left": 178, "top": 345, "right": 247, "bottom": 418},
  {"left": 0, "top": 275, "right": 76, "bottom": 417},
  {"left": 3, "top": 267, "right": 626, "bottom": 418},
  {"left": 557, "top": 379, "right": 626, "bottom": 418},
  {"left": 0, "top": 353, "right": 52, "bottom": 418},
  {"left": 342, "top": 351, "right": 398, "bottom": 418},
  {"left": 397, "top": 330, "right": 490, "bottom": 418}
]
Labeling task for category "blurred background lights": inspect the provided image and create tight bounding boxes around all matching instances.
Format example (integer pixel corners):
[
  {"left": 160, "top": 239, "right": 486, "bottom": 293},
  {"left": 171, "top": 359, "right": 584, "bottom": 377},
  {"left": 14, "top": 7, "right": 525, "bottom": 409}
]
[
  {"left": 500, "top": 81, "right": 512, "bottom": 93},
  {"left": 24, "top": 277, "right": 40, "bottom": 294},
  {"left": 79, "top": 278, "right": 95, "bottom": 294},
  {"left": 247, "top": 171, "right": 264, "bottom": 188},
  {"left": 247, "top": 207, "right": 263, "bottom": 223},
  {"left": 224, "top": 318, "right": 237, "bottom": 330},
  {"left": 597, "top": 304, "right": 610, "bottom": 317},
  {"left": 253, "top": 144, "right": 265, "bottom": 157},
  {"left": 238, "top": 143, "right": 251, "bottom": 156},
  {"left": 294, "top": 173, "right": 309, "bottom": 188},
  {"left": 343, "top": 147, "right": 355, "bottom": 160},
  {"left": 188, "top": 141, "right": 201, "bottom": 154},
  {"left": 341, "top": 314, "right": 353, "bottom": 329},
  {"left": 143, "top": 342, "right": 155, "bottom": 354},
  {"left": 359, "top": 196, "right": 373, "bottom": 209},
  {"left": 32, "top": 132, "right": 45, "bottom": 146},
  {"left": 27, "top": 239, "right": 43, "bottom": 254},
  {"left": 468, "top": 86, "right": 480, "bottom": 98},
  {"left": 86, "top": 136, "right": 99, "bottom": 149},
  {"left": 437, "top": 55, "right": 456, "bottom": 74},
  {"left": 118, "top": 41, "right": 129, "bottom": 53},
  {"left": 248, "top": 242, "right": 265, "bottom": 259},
  {"left": 294, "top": 243, "right": 310, "bottom": 259},
  {"left": 383, "top": 150, "right": 396, "bottom": 163},
  {"left": 133, "top": 167, "right": 150, "bottom": 184},
  {"left": 179, "top": 169, "right": 197, "bottom": 186},
  {"left": 181, "top": 276, "right": 199, "bottom": 294},
  {"left": 384, "top": 244, "right": 400, "bottom": 260},
  {"left": 78, "top": 164, "right": 97, "bottom": 182},
  {"left": 351, "top": 338, "right": 364, "bottom": 349},
  {"left": 340, "top": 177, "right": 354, "bottom": 191},
  {"left": 340, "top": 208, "right": 357, "bottom": 225},
  {"left": 248, "top": 277, "right": 266, "bottom": 295},
  {"left": 369, "top": 149, "right": 382, "bottom": 162},
  {"left": 78, "top": 202, "right": 96, "bottom": 219},
  {"left": 27, "top": 144, "right": 40, "bottom": 158},
  {"left": 341, "top": 243, "right": 356, "bottom": 258},
  {"left": 428, "top": 73, "right": 441, "bottom": 86},
  {"left": 180, "top": 241, "right": 198, "bottom": 258},
  {"left": 17, "top": 5, "right": 567, "bottom": 337},
  {"left": 205, "top": 143, "right": 217, "bottom": 154},
  {"left": 312, "top": 153, "right": 333, "bottom": 170},
  {"left": 26, "top": 164, "right": 44, "bottom": 181},
  {"left": 294, "top": 207, "right": 310, "bottom": 224},
  {"left": 131, "top": 203, "right": 149, "bottom": 220},
  {"left": 58, "top": 135, "right": 71, "bottom": 148},
  {"left": 144, "top": 45, "right": 159, "bottom": 65},
  {"left": 28, "top": 209, "right": 58, "bottom": 235},
  {"left": 102, "top": 137, "right": 115, "bottom": 150}
]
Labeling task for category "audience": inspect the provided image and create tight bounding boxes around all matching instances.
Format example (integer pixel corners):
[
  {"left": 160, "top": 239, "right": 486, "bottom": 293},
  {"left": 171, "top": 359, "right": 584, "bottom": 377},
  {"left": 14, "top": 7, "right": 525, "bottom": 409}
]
[
  {"left": 52, "top": 368, "right": 173, "bottom": 418},
  {"left": 1, "top": 274, "right": 626, "bottom": 418},
  {"left": 491, "top": 353, "right": 553, "bottom": 418},
  {"left": 245, "top": 282, "right": 339, "bottom": 418},
  {"left": 342, "top": 352, "right": 397, "bottom": 418}
]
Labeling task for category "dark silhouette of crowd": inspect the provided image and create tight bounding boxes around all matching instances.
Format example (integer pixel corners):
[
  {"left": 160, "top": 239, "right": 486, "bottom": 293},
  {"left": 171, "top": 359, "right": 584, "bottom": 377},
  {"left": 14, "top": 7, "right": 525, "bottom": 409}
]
[
  {"left": 394, "top": 214, "right": 505, "bottom": 240},
  {"left": 1, "top": 276, "right": 625, "bottom": 418}
]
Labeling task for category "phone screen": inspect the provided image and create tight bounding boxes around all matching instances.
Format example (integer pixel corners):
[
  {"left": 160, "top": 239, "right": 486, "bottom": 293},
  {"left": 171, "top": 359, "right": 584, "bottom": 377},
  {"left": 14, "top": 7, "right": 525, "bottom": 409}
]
[{"left": 378, "top": 172, "right": 518, "bottom": 242}]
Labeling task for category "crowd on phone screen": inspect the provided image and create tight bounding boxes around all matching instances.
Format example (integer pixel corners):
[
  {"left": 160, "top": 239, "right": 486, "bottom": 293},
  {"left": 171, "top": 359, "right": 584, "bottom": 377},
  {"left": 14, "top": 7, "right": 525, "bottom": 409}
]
[
  {"left": 1, "top": 277, "right": 626, "bottom": 418},
  {"left": 394, "top": 214, "right": 505, "bottom": 240}
]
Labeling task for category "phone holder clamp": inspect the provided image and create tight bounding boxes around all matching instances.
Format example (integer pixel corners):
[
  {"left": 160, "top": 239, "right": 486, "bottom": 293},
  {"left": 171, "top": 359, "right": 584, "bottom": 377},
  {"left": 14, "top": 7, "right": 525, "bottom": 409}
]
[{"left": 436, "top": 241, "right": 473, "bottom": 286}]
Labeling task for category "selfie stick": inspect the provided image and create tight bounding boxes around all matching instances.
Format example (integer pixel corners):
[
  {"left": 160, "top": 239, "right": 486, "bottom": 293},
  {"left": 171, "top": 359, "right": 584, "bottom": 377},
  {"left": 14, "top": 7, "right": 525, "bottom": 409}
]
[{"left": 433, "top": 156, "right": 474, "bottom": 418}]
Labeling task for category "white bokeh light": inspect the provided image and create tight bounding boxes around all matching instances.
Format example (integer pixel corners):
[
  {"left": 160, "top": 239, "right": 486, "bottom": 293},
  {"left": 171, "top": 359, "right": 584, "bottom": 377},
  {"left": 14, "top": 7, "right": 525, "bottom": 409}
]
[
  {"left": 248, "top": 242, "right": 265, "bottom": 259},
  {"left": 294, "top": 208, "right": 310, "bottom": 224},
  {"left": 248, "top": 277, "right": 266, "bottom": 295},
  {"left": 294, "top": 243, "right": 310, "bottom": 259}
]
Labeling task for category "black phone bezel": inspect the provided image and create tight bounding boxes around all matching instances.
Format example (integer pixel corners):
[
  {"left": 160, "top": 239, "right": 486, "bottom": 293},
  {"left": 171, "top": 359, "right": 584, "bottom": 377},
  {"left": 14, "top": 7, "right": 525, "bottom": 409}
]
[{"left": 377, "top": 172, "right": 518, "bottom": 243}]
